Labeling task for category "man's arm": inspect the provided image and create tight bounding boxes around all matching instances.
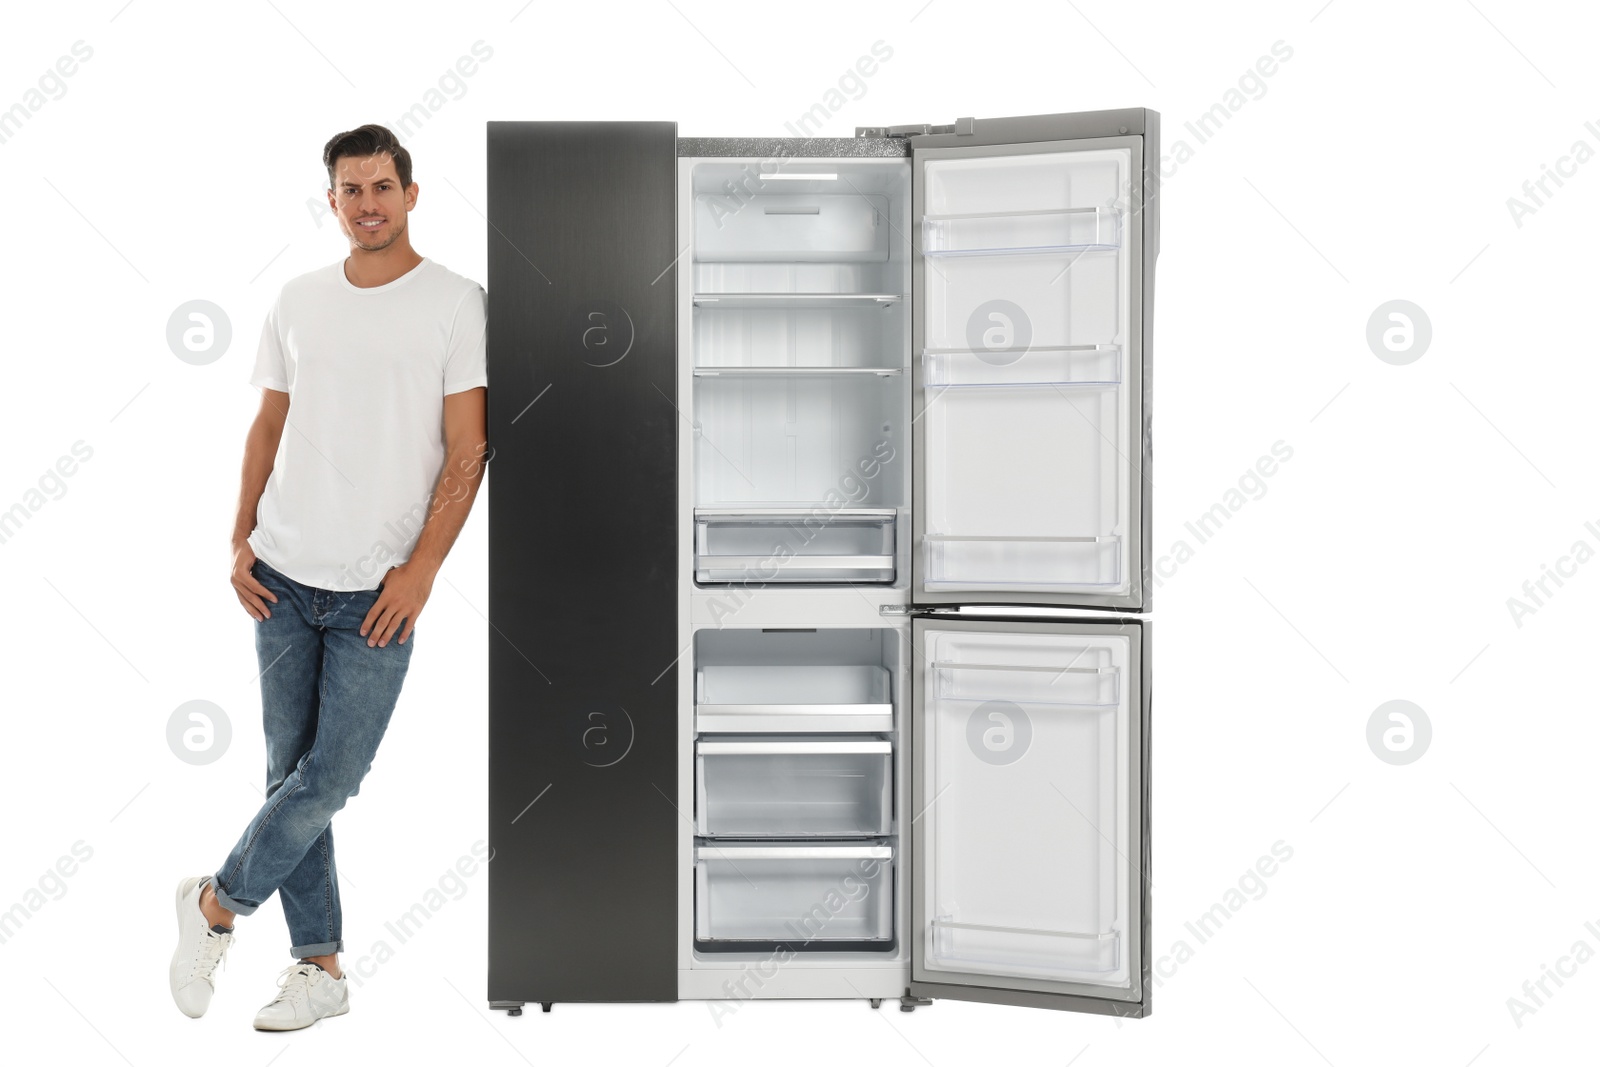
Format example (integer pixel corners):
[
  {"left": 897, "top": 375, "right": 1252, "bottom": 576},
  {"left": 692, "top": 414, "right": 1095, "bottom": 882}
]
[
  {"left": 409, "top": 385, "right": 489, "bottom": 574},
  {"left": 362, "top": 385, "right": 488, "bottom": 647},
  {"left": 230, "top": 388, "right": 290, "bottom": 620}
]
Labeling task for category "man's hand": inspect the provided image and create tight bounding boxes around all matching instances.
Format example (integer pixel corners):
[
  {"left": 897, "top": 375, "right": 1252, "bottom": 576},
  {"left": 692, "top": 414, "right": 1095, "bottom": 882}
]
[
  {"left": 361, "top": 561, "right": 434, "bottom": 647},
  {"left": 231, "top": 540, "right": 278, "bottom": 622}
]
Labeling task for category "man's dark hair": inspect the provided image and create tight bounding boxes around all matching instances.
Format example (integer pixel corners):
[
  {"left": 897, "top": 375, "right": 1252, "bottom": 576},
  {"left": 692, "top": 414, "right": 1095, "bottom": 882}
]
[{"left": 323, "top": 124, "right": 413, "bottom": 191}]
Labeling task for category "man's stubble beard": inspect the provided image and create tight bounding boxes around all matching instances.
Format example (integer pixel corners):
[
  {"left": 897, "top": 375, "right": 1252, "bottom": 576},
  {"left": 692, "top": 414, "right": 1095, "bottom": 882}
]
[{"left": 345, "top": 214, "right": 407, "bottom": 253}]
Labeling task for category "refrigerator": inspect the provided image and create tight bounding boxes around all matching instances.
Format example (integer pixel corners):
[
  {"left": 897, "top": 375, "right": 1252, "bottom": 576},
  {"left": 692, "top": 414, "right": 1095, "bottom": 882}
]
[{"left": 484, "top": 108, "right": 1155, "bottom": 1018}]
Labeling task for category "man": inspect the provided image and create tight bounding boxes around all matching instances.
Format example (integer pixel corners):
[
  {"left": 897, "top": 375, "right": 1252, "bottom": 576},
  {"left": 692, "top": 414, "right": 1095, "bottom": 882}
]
[{"left": 169, "top": 124, "right": 489, "bottom": 1031}]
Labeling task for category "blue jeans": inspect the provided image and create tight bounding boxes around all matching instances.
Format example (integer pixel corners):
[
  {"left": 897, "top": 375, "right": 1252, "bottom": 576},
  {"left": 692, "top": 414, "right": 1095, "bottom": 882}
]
[{"left": 209, "top": 557, "right": 415, "bottom": 957}]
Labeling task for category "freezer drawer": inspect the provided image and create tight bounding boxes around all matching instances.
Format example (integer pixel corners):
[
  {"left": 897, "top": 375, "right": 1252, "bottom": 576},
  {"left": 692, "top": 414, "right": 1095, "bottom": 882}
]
[
  {"left": 694, "top": 843, "right": 895, "bottom": 947},
  {"left": 696, "top": 738, "right": 893, "bottom": 837},
  {"left": 695, "top": 509, "right": 895, "bottom": 583}
]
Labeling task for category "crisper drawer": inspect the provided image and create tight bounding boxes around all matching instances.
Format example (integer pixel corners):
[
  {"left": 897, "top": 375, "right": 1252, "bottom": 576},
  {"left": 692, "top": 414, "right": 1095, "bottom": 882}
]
[
  {"left": 696, "top": 663, "right": 893, "bottom": 733},
  {"left": 695, "top": 843, "right": 895, "bottom": 947},
  {"left": 695, "top": 510, "right": 895, "bottom": 584},
  {"left": 696, "top": 738, "right": 892, "bottom": 838}
]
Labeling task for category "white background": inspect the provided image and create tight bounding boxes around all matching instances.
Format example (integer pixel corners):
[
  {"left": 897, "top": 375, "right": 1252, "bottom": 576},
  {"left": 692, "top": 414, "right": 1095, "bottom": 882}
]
[{"left": 1, "top": 1, "right": 1594, "bottom": 1063}]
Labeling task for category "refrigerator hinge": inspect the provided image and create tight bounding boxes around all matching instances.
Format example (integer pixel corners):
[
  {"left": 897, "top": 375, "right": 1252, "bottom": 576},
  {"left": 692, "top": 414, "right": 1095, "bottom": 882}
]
[
  {"left": 879, "top": 604, "right": 944, "bottom": 617},
  {"left": 855, "top": 117, "right": 975, "bottom": 140}
]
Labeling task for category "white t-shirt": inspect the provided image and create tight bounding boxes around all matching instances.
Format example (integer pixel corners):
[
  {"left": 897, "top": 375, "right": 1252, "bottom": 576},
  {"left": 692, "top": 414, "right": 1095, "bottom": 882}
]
[{"left": 247, "top": 256, "right": 488, "bottom": 591}]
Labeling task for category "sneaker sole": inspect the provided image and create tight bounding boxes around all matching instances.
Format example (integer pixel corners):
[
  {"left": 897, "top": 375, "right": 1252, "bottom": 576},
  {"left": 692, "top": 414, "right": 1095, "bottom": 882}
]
[{"left": 253, "top": 1002, "right": 350, "bottom": 1032}]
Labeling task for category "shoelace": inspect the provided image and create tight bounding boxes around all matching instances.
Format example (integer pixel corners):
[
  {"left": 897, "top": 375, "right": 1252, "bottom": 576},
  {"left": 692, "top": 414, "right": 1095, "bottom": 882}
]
[
  {"left": 191, "top": 927, "right": 234, "bottom": 983},
  {"left": 265, "top": 964, "right": 322, "bottom": 1009}
]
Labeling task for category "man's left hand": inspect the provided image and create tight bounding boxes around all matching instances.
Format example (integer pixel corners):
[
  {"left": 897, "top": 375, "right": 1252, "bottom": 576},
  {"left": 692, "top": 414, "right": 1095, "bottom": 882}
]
[{"left": 362, "top": 562, "right": 434, "bottom": 647}]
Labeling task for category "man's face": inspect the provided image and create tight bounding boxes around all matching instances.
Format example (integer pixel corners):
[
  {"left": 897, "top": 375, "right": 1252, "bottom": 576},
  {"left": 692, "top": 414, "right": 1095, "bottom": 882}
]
[{"left": 328, "top": 151, "right": 415, "bottom": 252}]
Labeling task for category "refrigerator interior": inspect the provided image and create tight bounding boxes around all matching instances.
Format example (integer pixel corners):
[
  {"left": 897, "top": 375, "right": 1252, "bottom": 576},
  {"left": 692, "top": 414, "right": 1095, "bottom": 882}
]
[
  {"left": 673, "top": 121, "right": 1151, "bottom": 1010},
  {"left": 916, "top": 146, "right": 1136, "bottom": 598},
  {"left": 688, "top": 158, "right": 912, "bottom": 586}
]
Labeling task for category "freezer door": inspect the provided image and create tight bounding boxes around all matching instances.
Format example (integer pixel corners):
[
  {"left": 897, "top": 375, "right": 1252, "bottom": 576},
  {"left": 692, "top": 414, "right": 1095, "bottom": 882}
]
[
  {"left": 910, "top": 110, "right": 1157, "bottom": 610},
  {"left": 909, "top": 616, "right": 1149, "bottom": 1015}
]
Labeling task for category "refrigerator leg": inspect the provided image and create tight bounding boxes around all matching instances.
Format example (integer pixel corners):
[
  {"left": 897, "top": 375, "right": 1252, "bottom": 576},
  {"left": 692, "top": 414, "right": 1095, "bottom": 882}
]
[
  {"left": 870, "top": 998, "right": 882, "bottom": 1009},
  {"left": 491, "top": 1001, "right": 525, "bottom": 1016},
  {"left": 899, "top": 994, "right": 933, "bottom": 1013},
  {"left": 541, "top": 1003, "right": 553, "bottom": 1013}
]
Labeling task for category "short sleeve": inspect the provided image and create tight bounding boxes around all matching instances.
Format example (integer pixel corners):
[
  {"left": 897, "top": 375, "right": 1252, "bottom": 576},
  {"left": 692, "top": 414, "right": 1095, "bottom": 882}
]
[
  {"left": 249, "top": 295, "right": 290, "bottom": 392},
  {"left": 444, "top": 284, "right": 488, "bottom": 395}
]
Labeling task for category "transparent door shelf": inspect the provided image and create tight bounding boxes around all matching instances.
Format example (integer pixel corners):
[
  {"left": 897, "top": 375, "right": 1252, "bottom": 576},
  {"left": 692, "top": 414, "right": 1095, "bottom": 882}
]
[
  {"left": 695, "top": 843, "right": 895, "bottom": 945},
  {"left": 929, "top": 918, "right": 1120, "bottom": 979},
  {"left": 922, "top": 207, "right": 1121, "bottom": 257},
  {"left": 696, "top": 738, "right": 893, "bottom": 837},
  {"left": 693, "top": 293, "right": 902, "bottom": 309},
  {"left": 696, "top": 663, "right": 893, "bottom": 733},
  {"left": 695, "top": 509, "right": 896, "bottom": 584},
  {"left": 931, "top": 658, "right": 1121, "bottom": 708},
  {"left": 923, "top": 345, "right": 1120, "bottom": 387},
  {"left": 694, "top": 366, "right": 902, "bottom": 378},
  {"left": 924, "top": 534, "right": 1122, "bottom": 590}
]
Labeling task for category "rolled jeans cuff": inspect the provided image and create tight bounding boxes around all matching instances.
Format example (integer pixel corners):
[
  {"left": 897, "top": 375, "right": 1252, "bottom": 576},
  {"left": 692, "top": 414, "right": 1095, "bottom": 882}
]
[
  {"left": 207, "top": 876, "right": 258, "bottom": 917},
  {"left": 292, "top": 939, "right": 344, "bottom": 958}
]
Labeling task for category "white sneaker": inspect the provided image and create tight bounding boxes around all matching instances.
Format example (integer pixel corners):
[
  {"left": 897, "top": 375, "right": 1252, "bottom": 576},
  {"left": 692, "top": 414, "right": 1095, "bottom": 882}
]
[
  {"left": 253, "top": 962, "right": 350, "bottom": 1031},
  {"left": 170, "top": 875, "right": 234, "bottom": 1018}
]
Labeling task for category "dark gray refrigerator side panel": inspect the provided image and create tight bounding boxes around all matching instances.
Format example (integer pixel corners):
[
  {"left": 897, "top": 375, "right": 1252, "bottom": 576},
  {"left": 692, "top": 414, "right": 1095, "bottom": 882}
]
[{"left": 486, "top": 121, "right": 678, "bottom": 1005}]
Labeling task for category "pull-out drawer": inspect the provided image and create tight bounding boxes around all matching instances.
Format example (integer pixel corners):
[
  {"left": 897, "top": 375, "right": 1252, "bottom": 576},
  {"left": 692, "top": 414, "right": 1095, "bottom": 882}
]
[
  {"left": 694, "top": 843, "right": 895, "bottom": 948},
  {"left": 696, "top": 663, "right": 893, "bottom": 733},
  {"left": 695, "top": 510, "right": 896, "bottom": 584},
  {"left": 696, "top": 738, "right": 893, "bottom": 838}
]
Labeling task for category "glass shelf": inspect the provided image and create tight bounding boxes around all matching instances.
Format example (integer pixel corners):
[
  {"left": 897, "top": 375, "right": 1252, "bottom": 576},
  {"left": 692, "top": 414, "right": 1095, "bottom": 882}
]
[
  {"left": 693, "top": 292, "right": 902, "bottom": 309},
  {"left": 922, "top": 345, "right": 1121, "bottom": 387},
  {"left": 922, "top": 207, "right": 1121, "bottom": 258}
]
